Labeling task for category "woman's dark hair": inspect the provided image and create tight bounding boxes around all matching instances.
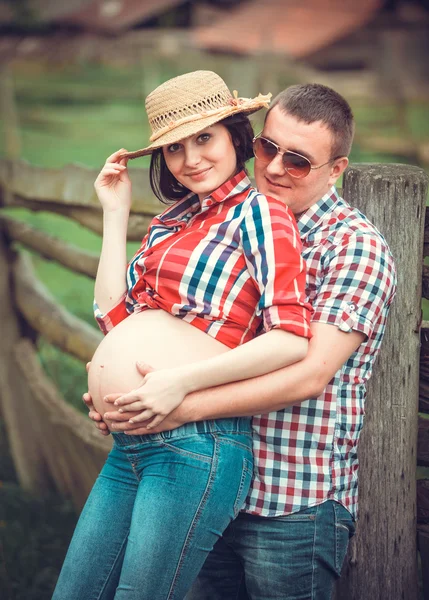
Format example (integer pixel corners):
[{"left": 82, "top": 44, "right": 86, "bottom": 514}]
[{"left": 149, "top": 113, "right": 255, "bottom": 205}]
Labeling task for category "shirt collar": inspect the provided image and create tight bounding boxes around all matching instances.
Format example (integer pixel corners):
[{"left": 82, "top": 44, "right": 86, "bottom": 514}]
[
  {"left": 203, "top": 170, "right": 251, "bottom": 208},
  {"left": 296, "top": 186, "right": 343, "bottom": 239},
  {"left": 156, "top": 170, "right": 252, "bottom": 224}
]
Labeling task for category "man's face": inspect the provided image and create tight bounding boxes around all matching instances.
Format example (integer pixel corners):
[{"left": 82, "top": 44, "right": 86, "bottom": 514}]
[{"left": 254, "top": 106, "right": 349, "bottom": 214}]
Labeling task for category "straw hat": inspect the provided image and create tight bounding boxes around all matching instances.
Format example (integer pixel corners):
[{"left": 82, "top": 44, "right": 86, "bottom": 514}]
[{"left": 122, "top": 71, "right": 271, "bottom": 159}]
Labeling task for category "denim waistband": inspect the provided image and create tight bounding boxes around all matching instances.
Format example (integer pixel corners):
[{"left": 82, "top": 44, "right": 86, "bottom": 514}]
[{"left": 113, "top": 416, "right": 252, "bottom": 446}]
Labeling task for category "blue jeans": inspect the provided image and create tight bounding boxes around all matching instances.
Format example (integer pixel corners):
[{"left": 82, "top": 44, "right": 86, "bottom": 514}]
[
  {"left": 53, "top": 418, "right": 253, "bottom": 600},
  {"left": 186, "top": 500, "right": 355, "bottom": 600}
]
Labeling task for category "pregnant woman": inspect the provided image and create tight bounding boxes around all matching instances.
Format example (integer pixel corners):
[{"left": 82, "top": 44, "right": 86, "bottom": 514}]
[{"left": 53, "top": 71, "right": 311, "bottom": 600}]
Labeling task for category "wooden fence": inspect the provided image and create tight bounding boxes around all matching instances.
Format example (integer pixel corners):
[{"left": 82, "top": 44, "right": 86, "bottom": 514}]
[{"left": 0, "top": 158, "right": 428, "bottom": 599}]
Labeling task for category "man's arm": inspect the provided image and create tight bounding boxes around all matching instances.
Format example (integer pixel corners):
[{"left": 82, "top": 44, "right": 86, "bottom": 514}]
[{"left": 104, "top": 321, "right": 365, "bottom": 433}]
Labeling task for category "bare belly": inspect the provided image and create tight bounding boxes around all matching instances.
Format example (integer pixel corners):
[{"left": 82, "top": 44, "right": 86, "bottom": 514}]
[{"left": 88, "top": 310, "right": 228, "bottom": 419}]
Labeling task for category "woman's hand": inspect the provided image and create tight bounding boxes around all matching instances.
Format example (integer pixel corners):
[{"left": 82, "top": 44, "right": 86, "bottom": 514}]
[
  {"left": 105, "top": 368, "right": 191, "bottom": 429},
  {"left": 94, "top": 149, "right": 132, "bottom": 213}
]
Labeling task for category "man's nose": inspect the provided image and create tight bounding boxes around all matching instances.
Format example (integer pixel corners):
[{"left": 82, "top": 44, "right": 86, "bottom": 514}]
[{"left": 265, "top": 152, "right": 285, "bottom": 177}]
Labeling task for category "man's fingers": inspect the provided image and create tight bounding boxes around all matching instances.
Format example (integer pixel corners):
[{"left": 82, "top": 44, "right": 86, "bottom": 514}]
[
  {"left": 145, "top": 413, "right": 165, "bottom": 430},
  {"left": 104, "top": 393, "right": 123, "bottom": 404},
  {"left": 93, "top": 419, "right": 108, "bottom": 431},
  {"left": 104, "top": 410, "right": 135, "bottom": 422},
  {"left": 107, "top": 419, "right": 145, "bottom": 432},
  {"left": 124, "top": 426, "right": 151, "bottom": 435},
  {"left": 88, "top": 410, "right": 102, "bottom": 422},
  {"left": 82, "top": 392, "right": 94, "bottom": 408}
]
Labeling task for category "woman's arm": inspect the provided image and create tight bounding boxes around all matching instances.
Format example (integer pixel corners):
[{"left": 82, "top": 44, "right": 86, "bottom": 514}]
[
  {"left": 168, "top": 328, "right": 307, "bottom": 392},
  {"left": 101, "top": 322, "right": 365, "bottom": 434},
  {"left": 93, "top": 149, "right": 131, "bottom": 314},
  {"left": 111, "top": 328, "right": 307, "bottom": 428}
]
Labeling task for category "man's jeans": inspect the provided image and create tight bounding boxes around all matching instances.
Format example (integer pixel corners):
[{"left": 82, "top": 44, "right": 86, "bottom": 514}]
[
  {"left": 186, "top": 500, "right": 355, "bottom": 600},
  {"left": 53, "top": 418, "right": 253, "bottom": 600}
]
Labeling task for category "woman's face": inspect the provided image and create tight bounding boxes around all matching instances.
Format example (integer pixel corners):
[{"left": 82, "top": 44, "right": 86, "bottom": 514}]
[{"left": 162, "top": 124, "right": 238, "bottom": 201}]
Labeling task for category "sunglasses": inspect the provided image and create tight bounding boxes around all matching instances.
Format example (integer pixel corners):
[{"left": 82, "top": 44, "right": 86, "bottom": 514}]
[{"left": 252, "top": 135, "right": 339, "bottom": 179}]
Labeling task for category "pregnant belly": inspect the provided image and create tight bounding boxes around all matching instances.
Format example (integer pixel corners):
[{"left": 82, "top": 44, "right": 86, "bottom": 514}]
[{"left": 88, "top": 310, "right": 228, "bottom": 418}]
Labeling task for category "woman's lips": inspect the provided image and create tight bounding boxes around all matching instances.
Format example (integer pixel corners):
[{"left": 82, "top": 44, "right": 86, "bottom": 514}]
[{"left": 186, "top": 167, "right": 212, "bottom": 181}]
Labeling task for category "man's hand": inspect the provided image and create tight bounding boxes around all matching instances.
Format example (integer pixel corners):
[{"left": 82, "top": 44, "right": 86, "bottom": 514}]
[
  {"left": 82, "top": 391, "right": 111, "bottom": 436},
  {"left": 104, "top": 404, "right": 187, "bottom": 435}
]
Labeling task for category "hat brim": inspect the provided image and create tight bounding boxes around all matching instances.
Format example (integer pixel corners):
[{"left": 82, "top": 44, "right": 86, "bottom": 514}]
[{"left": 121, "top": 102, "right": 268, "bottom": 160}]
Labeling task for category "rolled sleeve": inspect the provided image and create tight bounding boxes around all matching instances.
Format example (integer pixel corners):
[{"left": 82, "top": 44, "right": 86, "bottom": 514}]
[
  {"left": 240, "top": 193, "right": 312, "bottom": 340},
  {"left": 312, "top": 233, "right": 397, "bottom": 337},
  {"left": 93, "top": 294, "right": 129, "bottom": 335}
]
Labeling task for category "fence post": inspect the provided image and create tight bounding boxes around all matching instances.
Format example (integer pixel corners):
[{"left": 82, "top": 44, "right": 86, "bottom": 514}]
[
  {"left": 0, "top": 231, "right": 53, "bottom": 492},
  {"left": 333, "top": 164, "right": 428, "bottom": 599}
]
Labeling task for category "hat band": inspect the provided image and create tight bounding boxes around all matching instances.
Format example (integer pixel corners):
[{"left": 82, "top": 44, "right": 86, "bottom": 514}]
[{"left": 149, "top": 92, "right": 272, "bottom": 143}]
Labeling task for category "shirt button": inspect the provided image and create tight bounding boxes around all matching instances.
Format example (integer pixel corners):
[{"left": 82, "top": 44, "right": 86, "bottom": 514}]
[{"left": 205, "top": 199, "right": 213, "bottom": 206}]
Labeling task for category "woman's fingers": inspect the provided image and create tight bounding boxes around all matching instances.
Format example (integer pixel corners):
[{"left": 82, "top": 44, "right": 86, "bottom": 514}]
[
  {"left": 105, "top": 148, "right": 129, "bottom": 164},
  {"left": 113, "top": 390, "right": 143, "bottom": 406},
  {"left": 129, "top": 409, "right": 155, "bottom": 423},
  {"left": 99, "top": 167, "right": 126, "bottom": 179},
  {"left": 145, "top": 413, "right": 166, "bottom": 429},
  {"left": 104, "top": 162, "right": 127, "bottom": 170},
  {"left": 118, "top": 400, "right": 146, "bottom": 413}
]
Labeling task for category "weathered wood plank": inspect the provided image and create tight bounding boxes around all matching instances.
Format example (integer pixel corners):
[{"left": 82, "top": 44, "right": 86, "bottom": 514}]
[
  {"left": 334, "top": 164, "right": 428, "bottom": 600},
  {"left": 0, "top": 213, "right": 99, "bottom": 278},
  {"left": 2, "top": 194, "right": 155, "bottom": 242},
  {"left": 0, "top": 232, "right": 50, "bottom": 491},
  {"left": 14, "top": 338, "right": 111, "bottom": 509},
  {"left": 0, "top": 158, "right": 160, "bottom": 214},
  {"left": 13, "top": 251, "right": 102, "bottom": 362}
]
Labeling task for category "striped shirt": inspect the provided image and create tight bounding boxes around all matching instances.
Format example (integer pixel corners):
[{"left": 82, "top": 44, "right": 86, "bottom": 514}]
[
  {"left": 245, "top": 186, "right": 397, "bottom": 520},
  {"left": 94, "top": 171, "right": 312, "bottom": 347}
]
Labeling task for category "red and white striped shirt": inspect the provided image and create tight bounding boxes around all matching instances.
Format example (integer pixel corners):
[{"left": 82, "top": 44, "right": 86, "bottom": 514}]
[{"left": 95, "top": 171, "right": 311, "bottom": 347}]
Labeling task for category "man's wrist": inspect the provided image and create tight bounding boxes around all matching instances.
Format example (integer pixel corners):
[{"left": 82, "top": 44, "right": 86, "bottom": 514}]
[{"left": 178, "top": 391, "right": 203, "bottom": 424}]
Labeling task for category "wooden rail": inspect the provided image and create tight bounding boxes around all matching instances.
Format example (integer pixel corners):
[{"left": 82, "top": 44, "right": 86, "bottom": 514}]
[{"left": 0, "top": 158, "right": 428, "bottom": 600}]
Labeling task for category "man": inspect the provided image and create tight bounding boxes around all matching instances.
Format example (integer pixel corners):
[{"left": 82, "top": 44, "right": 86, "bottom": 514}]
[{"left": 85, "top": 84, "right": 396, "bottom": 599}]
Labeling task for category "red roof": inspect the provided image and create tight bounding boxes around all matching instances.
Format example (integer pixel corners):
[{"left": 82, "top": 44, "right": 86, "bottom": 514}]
[{"left": 194, "top": 0, "right": 383, "bottom": 58}]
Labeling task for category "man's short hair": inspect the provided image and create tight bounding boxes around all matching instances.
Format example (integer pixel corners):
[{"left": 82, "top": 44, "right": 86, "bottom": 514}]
[{"left": 268, "top": 83, "right": 355, "bottom": 158}]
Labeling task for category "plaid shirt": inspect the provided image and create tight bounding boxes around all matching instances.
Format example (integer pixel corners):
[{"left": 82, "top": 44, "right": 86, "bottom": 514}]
[
  {"left": 245, "top": 186, "right": 397, "bottom": 519},
  {"left": 95, "top": 171, "right": 311, "bottom": 347}
]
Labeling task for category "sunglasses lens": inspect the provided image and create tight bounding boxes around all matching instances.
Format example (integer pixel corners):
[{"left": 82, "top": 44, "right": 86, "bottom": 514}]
[
  {"left": 253, "top": 137, "right": 278, "bottom": 162},
  {"left": 282, "top": 153, "right": 311, "bottom": 178}
]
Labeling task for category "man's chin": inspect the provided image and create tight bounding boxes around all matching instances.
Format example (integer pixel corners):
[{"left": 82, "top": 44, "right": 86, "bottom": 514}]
[{"left": 259, "top": 185, "right": 291, "bottom": 203}]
